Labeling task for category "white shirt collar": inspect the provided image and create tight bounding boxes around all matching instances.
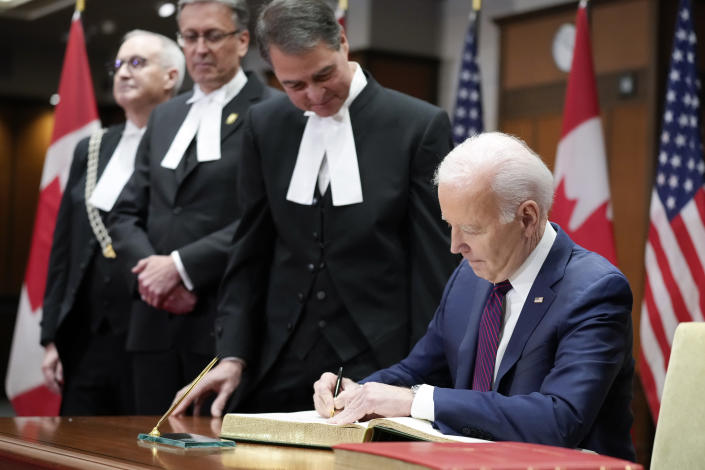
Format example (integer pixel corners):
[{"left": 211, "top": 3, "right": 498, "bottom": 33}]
[
  {"left": 507, "top": 222, "right": 557, "bottom": 303},
  {"left": 342, "top": 62, "right": 367, "bottom": 112},
  {"left": 188, "top": 67, "right": 248, "bottom": 105}
]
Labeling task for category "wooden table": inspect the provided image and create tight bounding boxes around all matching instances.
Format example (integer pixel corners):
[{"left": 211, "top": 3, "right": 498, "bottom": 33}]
[{"left": 0, "top": 416, "right": 334, "bottom": 469}]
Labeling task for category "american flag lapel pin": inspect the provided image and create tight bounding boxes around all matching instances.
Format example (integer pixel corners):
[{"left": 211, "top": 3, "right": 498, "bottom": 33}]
[{"left": 534, "top": 297, "right": 544, "bottom": 303}]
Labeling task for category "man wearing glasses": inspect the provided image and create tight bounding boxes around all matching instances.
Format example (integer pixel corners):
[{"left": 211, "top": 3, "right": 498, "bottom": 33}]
[
  {"left": 41, "top": 30, "right": 185, "bottom": 415},
  {"left": 108, "top": 0, "right": 279, "bottom": 414}
]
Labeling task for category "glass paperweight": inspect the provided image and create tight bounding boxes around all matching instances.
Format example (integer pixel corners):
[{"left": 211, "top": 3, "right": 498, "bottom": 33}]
[{"left": 138, "top": 432, "right": 236, "bottom": 448}]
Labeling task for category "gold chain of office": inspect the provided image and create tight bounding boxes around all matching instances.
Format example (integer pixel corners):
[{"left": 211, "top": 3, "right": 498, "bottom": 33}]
[{"left": 84, "top": 128, "right": 116, "bottom": 258}]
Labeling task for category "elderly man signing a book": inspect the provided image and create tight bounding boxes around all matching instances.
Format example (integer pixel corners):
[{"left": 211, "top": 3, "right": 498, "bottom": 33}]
[{"left": 313, "top": 132, "right": 636, "bottom": 463}]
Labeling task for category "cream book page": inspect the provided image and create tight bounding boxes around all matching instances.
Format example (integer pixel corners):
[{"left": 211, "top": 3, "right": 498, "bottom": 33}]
[
  {"left": 227, "top": 409, "right": 347, "bottom": 424},
  {"left": 220, "top": 410, "right": 489, "bottom": 447},
  {"left": 220, "top": 410, "right": 366, "bottom": 447}
]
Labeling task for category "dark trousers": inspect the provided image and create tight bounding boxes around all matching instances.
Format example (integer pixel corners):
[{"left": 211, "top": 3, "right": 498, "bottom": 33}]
[
  {"left": 58, "top": 325, "right": 134, "bottom": 416},
  {"left": 234, "top": 332, "right": 378, "bottom": 413},
  {"left": 132, "top": 349, "right": 213, "bottom": 414}
]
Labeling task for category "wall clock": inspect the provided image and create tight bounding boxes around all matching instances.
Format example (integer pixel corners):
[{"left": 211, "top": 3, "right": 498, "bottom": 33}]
[{"left": 552, "top": 22, "right": 576, "bottom": 72}]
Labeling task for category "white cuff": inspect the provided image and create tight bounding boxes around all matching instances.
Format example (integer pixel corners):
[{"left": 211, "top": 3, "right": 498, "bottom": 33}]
[
  {"left": 410, "top": 384, "right": 435, "bottom": 421},
  {"left": 171, "top": 251, "right": 194, "bottom": 291}
]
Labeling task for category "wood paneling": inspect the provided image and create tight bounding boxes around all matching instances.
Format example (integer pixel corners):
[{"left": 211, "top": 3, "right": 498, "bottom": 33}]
[
  {"left": 0, "top": 110, "right": 12, "bottom": 295},
  {"left": 501, "top": 0, "right": 650, "bottom": 91},
  {"left": 0, "top": 108, "right": 54, "bottom": 295},
  {"left": 501, "top": 11, "right": 573, "bottom": 90},
  {"left": 501, "top": 118, "right": 535, "bottom": 147},
  {"left": 591, "top": 0, "right": 650, "bottom": 74},
  {"left": 501, "top": 69, "right": 651, "bottom": 122},
  {"left": 534, "top": 114, "right": 564, "bottom": 170},
  {"left": 501, "top": 82, "right": 566, "bottom": 120},
  {"left": 607, "top": 103, "right": 651, "bottom": 351},
  {"left": 352, "top": 50, "right": 440, "bottom": 104},
  {"left": 498, "top": 113, "right": 562, "bottom": 171}
]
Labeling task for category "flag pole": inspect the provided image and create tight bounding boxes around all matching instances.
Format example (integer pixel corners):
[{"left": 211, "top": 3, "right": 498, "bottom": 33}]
[
  {"left": 472, "top": 0, "right": 481, "bottom": 11},
  {"left": 76, "top": 0, "right": 84, "bottom": 12}
]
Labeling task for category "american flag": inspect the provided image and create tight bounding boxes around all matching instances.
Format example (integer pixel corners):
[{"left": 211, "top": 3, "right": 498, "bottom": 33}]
[
  {"left": 452, "top": 9, "right": 483, "bottom": 145},
  {"left": 639, "top": 0, "right": 704, "bottom": 421}
]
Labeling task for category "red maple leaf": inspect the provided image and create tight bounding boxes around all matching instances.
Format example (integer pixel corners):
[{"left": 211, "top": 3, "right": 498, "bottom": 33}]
[{"left": 551, "top": 178, "right": 618, "bottom": 265}]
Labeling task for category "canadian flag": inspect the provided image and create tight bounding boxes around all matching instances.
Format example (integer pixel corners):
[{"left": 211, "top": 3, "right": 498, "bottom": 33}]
[
  {"left": 551, "top": 0, "right": 617, "bottom": 264},
  {"left": 4, "top": 9, "right": 100, "bottom": 415}
]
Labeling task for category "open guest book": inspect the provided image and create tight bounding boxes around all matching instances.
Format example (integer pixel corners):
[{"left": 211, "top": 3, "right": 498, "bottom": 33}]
[{"left": 220, "top": 410, "right": 488, "bottom": 449}]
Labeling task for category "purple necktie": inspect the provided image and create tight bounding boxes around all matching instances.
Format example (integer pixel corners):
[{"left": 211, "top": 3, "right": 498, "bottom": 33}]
[{"left": 472, "top": 280, "right": 512, "bottom": 392}]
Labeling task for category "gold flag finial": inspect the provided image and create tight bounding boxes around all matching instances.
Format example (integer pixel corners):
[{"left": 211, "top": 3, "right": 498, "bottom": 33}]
[
  {"left": 472, "top": 0, "right": 481, "bottom": 11},
  {"left": 76, "top": 0, "right": 85, "bottom": 12},
  {"left": 339, "top": 0, "right": 348, "bottom": 11}
]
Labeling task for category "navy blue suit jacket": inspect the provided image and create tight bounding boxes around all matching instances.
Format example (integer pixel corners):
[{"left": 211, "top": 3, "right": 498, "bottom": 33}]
[{"left": 364, "top": 224, "right": 635, "bottom": 461}]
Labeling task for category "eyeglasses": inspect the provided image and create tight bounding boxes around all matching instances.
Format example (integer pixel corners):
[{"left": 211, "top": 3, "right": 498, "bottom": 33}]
[
  {"left": 109, "top": 56, "right": 148, "bottom": 75},
  {"left": 177, "top": 29, "right": 241, "bottom": 47}
]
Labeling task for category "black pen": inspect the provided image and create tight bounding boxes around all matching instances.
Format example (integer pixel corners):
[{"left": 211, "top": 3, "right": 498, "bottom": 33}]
[
  {"left": 331, "top": 366, "right": 343, "bottom": 417},
  {"left": 333, "top": 366, "right": 344, "bottom": 397}
]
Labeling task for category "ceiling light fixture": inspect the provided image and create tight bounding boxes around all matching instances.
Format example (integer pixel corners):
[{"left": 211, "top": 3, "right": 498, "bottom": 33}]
[{"left": 157, "top": 2, "right": 175, "bottom": 18}]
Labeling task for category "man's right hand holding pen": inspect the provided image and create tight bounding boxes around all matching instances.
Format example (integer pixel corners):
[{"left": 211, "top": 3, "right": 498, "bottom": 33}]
[
  {"left": 312, "top": 371, "right": 415, "bottom": 425},
  {"left": 313, "top": 369, "right": 357, "bottom": 419}
]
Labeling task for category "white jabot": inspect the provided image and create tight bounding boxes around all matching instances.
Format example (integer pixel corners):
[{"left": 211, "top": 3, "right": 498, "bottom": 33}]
[
  {"left": 286, "top": 63, "right": 367, "bottom": 206},
  {"left": 89, "top": 120, "right": 145, "bottom": 211},
  {"left": 161, "top": 68, "right": 247, "bottom": 169}
]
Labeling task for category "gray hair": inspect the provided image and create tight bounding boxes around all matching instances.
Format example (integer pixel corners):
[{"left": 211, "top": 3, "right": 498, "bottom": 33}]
[
  {"left": 434, "top": 132, "right": 554, "bottom": 223},
  {"left": 177, "top": 0, "right": 250, "bottom": 31},
  {"left": 256, "top": 0, "right": 342, "bottom": 64},
  {"left": 123, "top": 30, "right": 186, "bottom": 95}
]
